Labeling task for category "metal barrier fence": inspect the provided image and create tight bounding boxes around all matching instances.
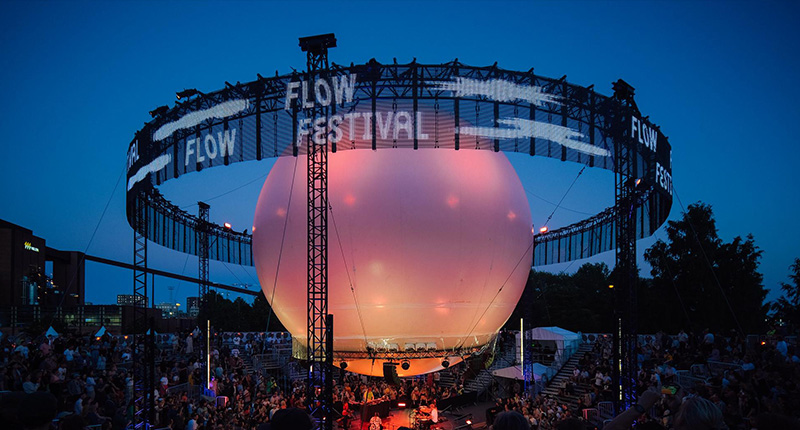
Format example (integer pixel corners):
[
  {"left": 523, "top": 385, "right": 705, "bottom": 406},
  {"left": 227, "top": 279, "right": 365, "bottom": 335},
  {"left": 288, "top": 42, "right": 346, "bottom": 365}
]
[
  {"left": 707, "top": 360, "right": 743, "bottom": 377},
  {"left": 597, "top": 401, "right": 615, "bottom": 419},
  {"left": 675, "top": 370, "right": 708, "bottom": 390},
  {"left": 583, "top": 408, "right": 599, "bottom": 422}
]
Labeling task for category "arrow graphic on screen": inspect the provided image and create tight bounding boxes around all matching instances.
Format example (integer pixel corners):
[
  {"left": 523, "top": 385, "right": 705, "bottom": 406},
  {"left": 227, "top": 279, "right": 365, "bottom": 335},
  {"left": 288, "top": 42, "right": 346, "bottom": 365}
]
[
  {"left": 154, "top": 99, "right": 249, "bottom": 141},
  {"left": 431, "top": 77, "right": 561, "bottom": 106},
  {"left": 127, "top": 154, "right": 172, "bottom": 191},
  {"left": 458, "top": 117, "right": 610, "bottom": 157}
]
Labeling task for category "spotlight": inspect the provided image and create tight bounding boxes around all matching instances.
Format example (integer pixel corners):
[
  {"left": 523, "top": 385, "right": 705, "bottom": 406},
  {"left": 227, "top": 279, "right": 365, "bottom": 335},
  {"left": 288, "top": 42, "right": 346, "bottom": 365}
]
[
  {"left": 176, "top": 88, "right": 201, "bottom": 100},
  {"left": 401, "top": 361, "right": 410, "bottom": 371},
  {"left": 340, "top": 361, "right": 348, "bottom": 370},
  {"left": 466, "top": 419, "right": 473, "bottom": 425},
  {"left": 149, "top": 105, "right": 169, "bottom": 118},
  {"left": 441, "top": 359, "right": 450, "bottom": 369},
  {"left": 608, "top": 284, "right": 614, "bottom": 289},
  {"left": 223, "top": 222, "right": 232, "bottom": 229},
  {"left": 539, "top": 226, "right": 549, "bottom": 233}
]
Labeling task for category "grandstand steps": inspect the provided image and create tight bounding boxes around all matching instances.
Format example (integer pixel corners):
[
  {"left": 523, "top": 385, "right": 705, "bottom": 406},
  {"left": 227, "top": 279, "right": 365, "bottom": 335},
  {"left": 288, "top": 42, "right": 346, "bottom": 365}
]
[
  {"left": 462, "top": 339, "right": 518, "bottom": 396},
  {"left": 541, "top": 342, "right": 594, "bottom": 410}
]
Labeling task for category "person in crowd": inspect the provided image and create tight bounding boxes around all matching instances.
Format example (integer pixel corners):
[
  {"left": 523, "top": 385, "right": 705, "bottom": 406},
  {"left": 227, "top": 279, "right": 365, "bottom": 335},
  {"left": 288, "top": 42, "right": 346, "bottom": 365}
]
[{"left": 493, "top": 410, "right": 531, "bottom": 430}]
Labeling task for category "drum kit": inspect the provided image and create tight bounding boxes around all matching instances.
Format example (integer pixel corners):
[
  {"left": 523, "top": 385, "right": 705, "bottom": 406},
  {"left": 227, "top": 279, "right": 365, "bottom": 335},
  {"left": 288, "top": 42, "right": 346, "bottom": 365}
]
[{"left": 411, "top": 406, "right": 434, "bottom": 430}]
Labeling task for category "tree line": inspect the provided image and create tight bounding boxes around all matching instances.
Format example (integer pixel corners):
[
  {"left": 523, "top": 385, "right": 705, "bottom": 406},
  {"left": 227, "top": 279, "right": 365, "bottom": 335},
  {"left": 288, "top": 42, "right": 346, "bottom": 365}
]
[{"left": 507, "top": 202, "right": 799, "bottom": 335}]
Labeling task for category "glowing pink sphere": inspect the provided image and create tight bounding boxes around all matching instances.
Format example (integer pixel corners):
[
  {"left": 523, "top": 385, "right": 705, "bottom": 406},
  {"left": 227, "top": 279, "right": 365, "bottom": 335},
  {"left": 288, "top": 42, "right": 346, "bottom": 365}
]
[{"left": 252, "top": 149, "right": 532, "bottom": 376}]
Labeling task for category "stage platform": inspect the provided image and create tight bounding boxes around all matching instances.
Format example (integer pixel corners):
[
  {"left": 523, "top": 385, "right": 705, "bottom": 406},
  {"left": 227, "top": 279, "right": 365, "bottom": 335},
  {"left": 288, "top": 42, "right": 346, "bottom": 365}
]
[{"left": 343, "top": 401, "right": 494, "bottom": 430}]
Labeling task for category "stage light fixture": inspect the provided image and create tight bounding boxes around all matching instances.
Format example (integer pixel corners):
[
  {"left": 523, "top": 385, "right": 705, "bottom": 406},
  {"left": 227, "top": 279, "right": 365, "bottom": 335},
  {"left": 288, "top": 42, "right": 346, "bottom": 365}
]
[
  {"left": 539, "top": 226, "right": 549, "bottom": 233},
  {"left": 340, "top": 361, "right": 348, "bottom": 370},
  {"left": 224, "top": 222, "right": 232, "bottom": 229},
  {"left": 149, "top": 105, "right": 169, "bottom": 118},
  {"left": 401, "top": 361, "right": 410, "bottom": 370},
  {"left": 176, "top": 88, "right": 201, "bottom": 100},
  {"left": 441, "top": 359, "right": 450, "bottom": 368},
  {"left": 299, "top": 33, "right": 337, "bottom": 53},
  {"left": 608, "top": 284, "right": 614, "bottom": 289}
]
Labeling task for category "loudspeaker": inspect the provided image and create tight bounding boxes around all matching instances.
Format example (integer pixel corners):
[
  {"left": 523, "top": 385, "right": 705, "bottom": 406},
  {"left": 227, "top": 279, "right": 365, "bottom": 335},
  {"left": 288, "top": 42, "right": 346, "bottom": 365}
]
[{"left": 383, "top": 362, "right": 402, "bottom": 385}]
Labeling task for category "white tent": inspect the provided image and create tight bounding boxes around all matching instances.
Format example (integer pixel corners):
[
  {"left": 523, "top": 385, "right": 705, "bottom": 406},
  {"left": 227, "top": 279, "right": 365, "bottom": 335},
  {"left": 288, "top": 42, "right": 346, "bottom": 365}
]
[
  {"left": 528, "top": 326, "right": 581, "bottom": 366},
  {"left": 45, "top": 326, "right": 59, "bottom": 338},
  {"left": 492, "top": 362, "right": 554, "bottom": 382},
  {"left": 492, "top": 365, "right": 524, "bottom": 380}
]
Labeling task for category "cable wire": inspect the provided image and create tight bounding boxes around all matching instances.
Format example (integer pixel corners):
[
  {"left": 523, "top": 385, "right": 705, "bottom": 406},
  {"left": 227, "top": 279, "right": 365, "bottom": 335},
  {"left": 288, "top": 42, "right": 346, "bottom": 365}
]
[
  {"left": 49, "top": 162, "right": 126, "bottom": 325},
  {"left": 328, "top": 203, "right": 370, "bottom": 344},
  {"left": 541, "top": 166, "right": 586, "bottom": 229},
  {"left": 180, "top": 172, "right": 268, "bottom": 210},
  {"left": 262, "top": 158, "right": 298, "bottom": 352},
  {"left": 673, "top": 188, "right": 744, "bottom": 335}
]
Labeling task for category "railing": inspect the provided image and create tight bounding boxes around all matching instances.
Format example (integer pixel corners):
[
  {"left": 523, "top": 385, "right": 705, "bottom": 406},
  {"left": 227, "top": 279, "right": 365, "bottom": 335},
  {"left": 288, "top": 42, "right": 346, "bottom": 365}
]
[
  {"left": 583, "top": 408, "right": 599, "bottom": 422},
  {"left": 707, "top": 360, "right": 743, "bottom": 377},
  {"left": 597, "top": 401, "right": 615, "bottom": 419},
  {"left": 675, "top": 369, "right": 708, "bottom": 390}
]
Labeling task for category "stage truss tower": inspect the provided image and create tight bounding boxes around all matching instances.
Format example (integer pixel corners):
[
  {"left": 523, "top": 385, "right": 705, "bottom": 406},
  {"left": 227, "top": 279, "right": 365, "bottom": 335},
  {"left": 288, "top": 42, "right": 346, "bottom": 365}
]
[
  {"left": 132, "top": 194, "right": 155, "bottom": 428},
  {"left": 612, "top": 79, "right": 640, "bottom": 413},
  {"left": 300, "top": 33, "right": 336, "bottom": 430}
]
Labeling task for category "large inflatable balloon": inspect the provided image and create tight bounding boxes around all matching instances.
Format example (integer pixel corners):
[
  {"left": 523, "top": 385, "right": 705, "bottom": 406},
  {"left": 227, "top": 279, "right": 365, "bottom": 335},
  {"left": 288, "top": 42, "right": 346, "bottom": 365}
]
[{"left": 253, "top": 148, "right": 532, "bottom": 376}]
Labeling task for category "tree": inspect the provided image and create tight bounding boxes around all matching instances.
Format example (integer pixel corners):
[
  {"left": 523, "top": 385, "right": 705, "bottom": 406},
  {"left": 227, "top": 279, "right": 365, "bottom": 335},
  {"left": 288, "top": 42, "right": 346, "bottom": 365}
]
[
  {"left": 770, "top": 258, "right": 800, "bottom": 332},
  {"left": 507, "top": 263, "right": 613, "bottom": 333},
  {"left": 196, "top": 290, "right": 286, "bottom": 332},
  {"left": 643, "top": 202, "right": 768, "bottom": 333}
]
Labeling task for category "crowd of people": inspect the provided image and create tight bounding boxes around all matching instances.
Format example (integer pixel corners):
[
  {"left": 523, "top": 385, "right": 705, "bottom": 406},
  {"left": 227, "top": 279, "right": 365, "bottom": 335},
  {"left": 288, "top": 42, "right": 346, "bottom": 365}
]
[
  {"left": 486, "top": 329, "right": 800, "bottom": 429},
  {"left": 1, "top": 327, "right": 798, "bottom": 430}
]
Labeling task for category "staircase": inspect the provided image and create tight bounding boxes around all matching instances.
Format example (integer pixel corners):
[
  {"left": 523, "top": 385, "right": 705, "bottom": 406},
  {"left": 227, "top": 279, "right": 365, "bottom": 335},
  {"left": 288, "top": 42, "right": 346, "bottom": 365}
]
[
  {"left": 462, "top": 340, "right": 518, "bottom": 396},
  {"left": 539, "top": 342, "right": 594, "bottom": 408}
]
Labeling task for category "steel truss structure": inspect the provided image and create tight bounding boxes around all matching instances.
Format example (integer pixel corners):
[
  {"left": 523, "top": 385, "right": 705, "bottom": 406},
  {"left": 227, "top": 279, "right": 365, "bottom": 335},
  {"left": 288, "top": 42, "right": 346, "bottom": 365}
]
[
  {"left": 125, "top": 60, "right": 672, "bottom": 272},
  {"left": 300, "top": 33, "right": 335, "bottom": 430},
  {"left": 132, "top": 193, "right": 155, "bottom": 428},
  {"left": 197, "top": 201, "right": 210, "bottom": 389},
  {"left": 612, "top": 79, "right": 643, "bottom": 413},
  {"left": 125, "top": 53, "right": 674, "bottom": 418}
]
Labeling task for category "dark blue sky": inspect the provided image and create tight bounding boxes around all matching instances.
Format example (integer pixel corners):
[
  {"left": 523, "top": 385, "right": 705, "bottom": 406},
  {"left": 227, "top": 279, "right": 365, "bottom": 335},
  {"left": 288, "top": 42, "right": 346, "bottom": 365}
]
[{"left": 1, "top": 0, "right": 798, "bottom": 308}]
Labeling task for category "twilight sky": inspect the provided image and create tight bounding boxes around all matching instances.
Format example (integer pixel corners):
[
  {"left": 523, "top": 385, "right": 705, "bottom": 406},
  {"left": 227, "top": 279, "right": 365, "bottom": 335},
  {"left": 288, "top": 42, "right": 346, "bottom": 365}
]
[{"left": 0, "top": 0, "right": 798, "bottom": 309}]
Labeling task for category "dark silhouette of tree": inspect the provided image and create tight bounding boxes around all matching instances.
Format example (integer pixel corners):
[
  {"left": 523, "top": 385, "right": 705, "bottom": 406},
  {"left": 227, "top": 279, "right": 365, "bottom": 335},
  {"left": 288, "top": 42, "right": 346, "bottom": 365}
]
[
  {"left": 770, "top": 258, "right": 800, "bottom": 332},
  {"left": 197, "top": 291, "right": 286, "bottom": 332},
  {"left": 643, "top": 202, "right": 767, "bottom": 333},
  {"left": 507, "top": 263, "right": 613, "bottom": 333}
]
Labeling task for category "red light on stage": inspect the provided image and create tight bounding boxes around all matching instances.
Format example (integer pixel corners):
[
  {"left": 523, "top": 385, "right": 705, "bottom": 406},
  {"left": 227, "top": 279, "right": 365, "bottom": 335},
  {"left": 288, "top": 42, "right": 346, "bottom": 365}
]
[
  {"left": 398, "top": 402, "right": 406, "bottom": 408},
  {"left": 466, "top": 419, "right": 473, "bottom": 425},
  {"left": 539, "top": 226, "right": 548, "bottom": 233},
  {"left": 224, "top": 222, "right": 232, "bottom": 229}
]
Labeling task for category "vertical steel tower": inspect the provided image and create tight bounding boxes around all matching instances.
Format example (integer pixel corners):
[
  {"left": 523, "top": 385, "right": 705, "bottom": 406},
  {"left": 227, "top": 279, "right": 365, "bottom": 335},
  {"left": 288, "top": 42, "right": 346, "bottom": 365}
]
[{"left": 300, "top": 33, "right": 336, "bottom": 430}]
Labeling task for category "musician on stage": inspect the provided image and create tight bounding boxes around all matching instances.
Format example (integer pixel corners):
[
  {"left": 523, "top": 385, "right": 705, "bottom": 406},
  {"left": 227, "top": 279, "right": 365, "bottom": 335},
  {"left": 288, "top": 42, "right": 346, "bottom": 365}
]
[{"left": 369, "top": 412, "right": 382, "bottom": 430}]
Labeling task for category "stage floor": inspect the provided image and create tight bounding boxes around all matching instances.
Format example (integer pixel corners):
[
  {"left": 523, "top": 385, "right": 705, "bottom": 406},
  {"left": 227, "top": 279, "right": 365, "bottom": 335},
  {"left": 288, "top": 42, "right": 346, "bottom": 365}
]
[{"left": 344, "top": 401, "right": 493, "bottom": 430}]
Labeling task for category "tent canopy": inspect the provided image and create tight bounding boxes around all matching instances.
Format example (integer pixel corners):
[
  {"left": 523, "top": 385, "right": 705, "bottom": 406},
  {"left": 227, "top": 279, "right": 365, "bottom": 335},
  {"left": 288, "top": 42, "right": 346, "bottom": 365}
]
[
  {"left": 528, "top": 326, "right": 580, "bottom": 343},
  {"left": 492, "top": 362, "right": 554, "bottom": 381},
  {"left": 528, "top": 326, "right": 581, "bottom": 366}
]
